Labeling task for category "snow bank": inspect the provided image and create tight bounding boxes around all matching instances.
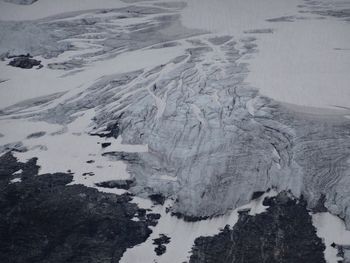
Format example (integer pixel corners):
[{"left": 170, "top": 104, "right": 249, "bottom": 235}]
[
  {"left": 313, "top": 212, "right": 350, "bottom": 263},
  {"left": 0, "top": 0, "right": 126, "bottom": 21}
]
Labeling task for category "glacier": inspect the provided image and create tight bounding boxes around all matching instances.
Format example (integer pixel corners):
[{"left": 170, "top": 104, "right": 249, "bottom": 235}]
[{"left": 0, "top": 0, "right": 350, "bottom": 262}]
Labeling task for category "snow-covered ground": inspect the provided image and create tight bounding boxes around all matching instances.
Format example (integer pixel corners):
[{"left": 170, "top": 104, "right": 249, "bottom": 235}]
[
  {"left": 313, "top": 212, "right": 350, "bottom": 263},
  {"left": 0, "top": 110, "right": 147, "bottom": 192},
  {"left": 180, "top": 0, "right": 350, "bottom": 109},
  {"left": 0, "top": 0, "right": 127, "bottom": 20},
  {"left": 247, "top": 13, "right": 350, "bottom": 109},
  {"left": 1, "top": 0, "right": 349, "bottom": 109}
]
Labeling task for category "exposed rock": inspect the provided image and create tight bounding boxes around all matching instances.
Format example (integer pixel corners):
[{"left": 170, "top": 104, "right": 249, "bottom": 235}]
[
  {"left": 82, "top": 172, "right": 94, "bottom": 176},
  {"left": 146, "top": 213, "right": 161, "bottom": 226},
  {"left": 315, "top": 9, "right": 350, "bottom": 19},
  {"left": 47, "top": 59, "right": 84, "bottom": 70},
  {"left": 312, "top": 194, "right": 328, "bottom": 213},
  {"left": 26, "top": 131, "right": 46, "bottom": 139},
  {"left": 300, "top": 0, "right": 350, "bottom": 21},
  {"left": 95, "top": 179, "right": 135, "bottom": 190},
  {"left": 90, "top": 121, "right": 122, "bottom": 139},
  {"left": 0, "top": 152, "right": 23, "bottom": 178},
  {"left": 154, "top": 245, "right": 167, "bottom": 256},
  {"left": 148, "top": 193, "right": 166, "bottom": 205},
  {"left": 251, "top": 191, "right": 265, "bottom": 200},
  {"left": 8, "top": 54, "right": 42, "bottom": 69},
  {"left": 189, "top": 192, "right": 326, "bottom": 263},
  {"left": 0, "top": 152, "right": 155, "bottom": 263},
  {"left": 3, "top": 0, "right": 38, "bottom": 5},
  {"left": 0, "top": 142, "right": 26, "bottom": 154},
  {"left": 153, "top": 234, "right": 171, "bottom": 256},
  {"left": 104, "top": 120, "right": 122, "bottom": 138},
  {"left": 101, "top": 142, "right": 112, "bottom": 148},
  {"left": 137, "top": 208, "right": 147, "bottom": 217},
  {"left": 171, "top": 212, "right": 210, "bottom": 222},
  {"left": 0, "top": 141, "right": 28, "bottom": 154},
  {"left": 102, "top": 151, "right": 140, "bottom": 163},
  {"left": 153, "top": 234, "right": 171, "bottom": 246},
  {"left": 244, "top": 28, "right": 274, "bottom": 34},
  {"left": 340, "top": 245, "right": 350, "bottom": 263},
  {"left": 266, "top": 16, "right": 296, "bottom": 22}
]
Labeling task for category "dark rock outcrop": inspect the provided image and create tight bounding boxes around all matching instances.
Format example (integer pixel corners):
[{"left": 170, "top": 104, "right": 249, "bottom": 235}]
[
  {"left": 26, "top": 131, "right": 46, "bottom": 139},
  {"left": 95, "top": 179, "right": 135, "bottom": 190},
  {"left": 312, "top": 194, "right": 328, "bottom": 213},
  {"left": 102, "top": 151, "right": 140, "bottom": 163},
  {"left": 153, "top": 234, "right": 171, "bottom": 256},
  {"left": 339, "top": 245, "right": 350, "bottom": 263},
  {"left": 101, "top": 142, "right": 112, "bottom": 148},
  {"left": 91, "top": 115, "right": 123, "bottom": 139},
  {"left": 0, "top": 152, "right": 157, "bottom": 263},
  {"left": 146, "top": 213, "right": 161, "bottom": 226},
  {"left": 4, "top": 0, "right": 38, "bottom": 5},
  {"left": 8, "top": 54, "right": 42, "bottom": 69},
  {"left": 171, "top": 212, "right": 210, "bottom": 222},
  {"left": 189, "top": 192, "right": 326, "bottom": 263},
  {"left": 148, "top": 193, "right": 166, "bottom": 205},
  {"left": 251, "top": 191, "right": 265, "bottom": 200}
]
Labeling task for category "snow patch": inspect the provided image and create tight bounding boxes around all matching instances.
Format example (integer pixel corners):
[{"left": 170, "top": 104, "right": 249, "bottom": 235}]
[
  {"left": 312, "top": 212, "right": 350, "bottom": 263},
  {"left": 12, "top": 169, "right": 23, "bottom": 175},
  {"left": 10, "top": 177, "right": 22, "bottom": 183},
  {"left": 5, "top": 110, "right": 147, "bottom": 194}
]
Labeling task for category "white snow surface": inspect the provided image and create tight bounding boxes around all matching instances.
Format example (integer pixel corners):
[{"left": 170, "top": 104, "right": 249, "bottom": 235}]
[
  {"left": 10, "top": 177, "right": 22, "bottom": 183},
  {"left": 312, "top": 212, "right": 350, "bottom": 263},
  {"left": 247, "top": 16, "right": 350, "bottom": 109},
  {"left": 0, "top": 110, "right": 148, "bottom": 193},
  {"left": 0, "top": 0, "right": 127, "bottom": 21},
  {"left": 12, "top": 169, "right": 23, "bottom": 175},
  {"left": 180, "top": 0, "right": 350, "bottom": 109}
]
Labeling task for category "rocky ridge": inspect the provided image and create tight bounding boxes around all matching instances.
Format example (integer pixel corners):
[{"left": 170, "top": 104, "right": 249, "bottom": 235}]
[
  {"left": 0, "top": 152, "right": 158, "bottom": 263},
  {"left": 189, "top": 192, "right": 326, "bottom": 263}
]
